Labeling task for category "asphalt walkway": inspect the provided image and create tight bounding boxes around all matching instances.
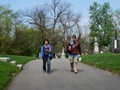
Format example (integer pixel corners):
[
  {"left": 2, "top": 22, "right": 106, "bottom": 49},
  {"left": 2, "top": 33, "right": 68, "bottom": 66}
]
[{"left": 8, "top": 59, "right": 120, "bottom": 90}]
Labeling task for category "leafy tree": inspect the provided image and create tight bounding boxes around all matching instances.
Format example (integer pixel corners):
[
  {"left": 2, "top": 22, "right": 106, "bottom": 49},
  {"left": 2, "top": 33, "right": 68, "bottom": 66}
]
[
  {"left": 89, "top": 2, "right": 115, "bottom": 49},
  {"left": 0, "top": 5, "right": 14, "bottom": 54}
]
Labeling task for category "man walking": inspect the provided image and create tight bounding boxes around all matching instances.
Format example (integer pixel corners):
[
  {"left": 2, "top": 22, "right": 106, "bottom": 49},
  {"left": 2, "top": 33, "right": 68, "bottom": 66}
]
[{"left": 66, "top": 35, "right": 82, "bottom": 74}]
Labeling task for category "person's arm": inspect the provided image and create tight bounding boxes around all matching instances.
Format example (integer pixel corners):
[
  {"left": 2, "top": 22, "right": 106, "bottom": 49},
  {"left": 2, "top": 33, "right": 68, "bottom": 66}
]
[
  {"left": 46, "top": 45, "right": 51, "bottom": 53},
  {"left": 66, "top": 42, "right": 70, "bottom": 50},
  {"left": 78, "top": 44, "right": 82, "bottom": 55},
  {"left": 66, "top": 42, "right": 72, "bottom": 53}
]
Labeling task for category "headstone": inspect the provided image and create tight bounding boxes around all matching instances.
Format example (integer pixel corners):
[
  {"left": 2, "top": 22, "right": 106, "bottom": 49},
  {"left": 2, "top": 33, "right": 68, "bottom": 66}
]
[
  {"left": 55, "top": 54, "right": 58, "bottom": 58},
  {"left": 100, "top": 51, "right": 103, "bottom": 54},
  {"left": 114, "top": 39, "right": 117, "bottom": 49},
  {"left": 0, "top": 57, "right": 10, "bottom": 62},
  {"left": 82, "top": 53, "right": 84, "bottom": 55},
  {"left": 9, "top": 61, "right": 16, "bottom": 65},
  {"left": 16, "top": 64, "right": 23, "bottom": 69},
  {"left": 94, "top": 37, "right": 99, "bottom": 54},
  {"left": 61, "top": 48, "right": 66, "bottom": 58}
]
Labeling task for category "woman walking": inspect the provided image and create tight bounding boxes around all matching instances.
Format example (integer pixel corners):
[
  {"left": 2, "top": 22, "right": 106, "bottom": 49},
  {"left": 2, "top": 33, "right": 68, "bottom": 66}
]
[{"left": 40, "top": 39, "right": 52, "bottom": 74}]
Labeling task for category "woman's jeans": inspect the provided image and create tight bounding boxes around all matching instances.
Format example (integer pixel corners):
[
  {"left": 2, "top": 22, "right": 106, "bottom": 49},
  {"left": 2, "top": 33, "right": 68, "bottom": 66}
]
[{"left": 43, "top": 55, "right": 51, "bottom": 72}]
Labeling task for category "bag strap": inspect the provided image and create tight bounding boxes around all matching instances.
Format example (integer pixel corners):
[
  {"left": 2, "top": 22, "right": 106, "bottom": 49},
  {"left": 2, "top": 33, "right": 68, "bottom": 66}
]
[{"left": 70, "top": 42, "right": 74, "bottom": 47}]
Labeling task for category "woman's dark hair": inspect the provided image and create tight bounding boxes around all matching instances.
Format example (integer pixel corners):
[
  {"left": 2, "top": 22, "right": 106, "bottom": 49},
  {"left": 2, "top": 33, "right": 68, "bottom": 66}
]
[{"left": 43, "top": 39, "right": 49, "bottom": 44}]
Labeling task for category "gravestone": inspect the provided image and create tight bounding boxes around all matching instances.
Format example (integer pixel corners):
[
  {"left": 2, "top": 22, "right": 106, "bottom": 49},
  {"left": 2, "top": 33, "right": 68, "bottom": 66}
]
[
  {"left": 10, "top": 61, "right": 16, "bottom": 65},
  {"left": 16, "top": 64, "right": 23, "bottom": 69},
  {"left": 0, "top": 57, "right": 10, "bottom": 62},
  {"left": 55, "top": 54, "right": 58, "bottom": 58},
  {"left": 94, "top": 37, "right": 99, "bottom": 54},
  {"left": 114, "top": 39, "right": 117, "bottom": 49},
  {"left": 114, "top": 38, "right": 120, "bottom": 53},
  {"left": 61, "top": 48, "right": 66, "bottom": 58},
  {"left": 100, "top": 51, "right": 103, "bottom": 54}
]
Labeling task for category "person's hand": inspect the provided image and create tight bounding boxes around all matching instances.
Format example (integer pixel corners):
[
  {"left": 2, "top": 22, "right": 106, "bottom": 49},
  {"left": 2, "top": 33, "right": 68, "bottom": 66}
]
[
  {"left": 69, "top": 46, "right": 72, "bottom": 51},
  {"left": 46, "top": 49, "right": 51, "bottom": 52}
]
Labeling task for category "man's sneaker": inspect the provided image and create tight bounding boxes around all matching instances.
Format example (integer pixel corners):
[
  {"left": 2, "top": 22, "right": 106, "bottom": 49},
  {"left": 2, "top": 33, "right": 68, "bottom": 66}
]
[
  {"left": 74, "top": 72, "right": 78, "bottom": 74},
  {"left": 71, "top": 69, "right": 74, "bottom": 72},
  {"left": 74, "top": 70, "right": 78, "bottom": 74}
]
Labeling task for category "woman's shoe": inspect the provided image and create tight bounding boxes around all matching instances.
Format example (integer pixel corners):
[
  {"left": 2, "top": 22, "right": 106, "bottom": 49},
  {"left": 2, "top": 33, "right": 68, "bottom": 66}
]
[{"left": 47, "top": 72, "right": 51, "bottom": 74}]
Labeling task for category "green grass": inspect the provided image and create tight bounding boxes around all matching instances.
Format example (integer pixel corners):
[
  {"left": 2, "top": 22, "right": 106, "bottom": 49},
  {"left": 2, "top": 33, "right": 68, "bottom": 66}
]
[
  {"left": 0, "top": 54, "right": 38, "bottom": 65},
  {"left": 0, "top": 61, "right": 20, "bottom": 90},
  {"left": 81, "top": 53, "right": 120, "bottom": 75},
  {"left": 0, "top": 54, "right": 38, "bottom": 90}
]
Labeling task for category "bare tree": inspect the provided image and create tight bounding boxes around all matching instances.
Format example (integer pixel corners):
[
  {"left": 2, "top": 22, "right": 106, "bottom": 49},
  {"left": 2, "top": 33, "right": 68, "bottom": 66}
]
[
  {"left": 48, "top": 0, "right": 70, "bottom": 34},
  {"left": 24, "top": 0, "right": 72, "bottom": 47},
  {"left": 74, "top": 14, "right": 82, "bottom": 42},
  {"left": 46, "top": 0, "right": 73, "bottom": 48},
  {"left": 59, "top": 12, "right": 81, "bottom": 47},
  {"left": 24, "top": 7, "right": 47, "bottom": 42},
  {"left": 24, "top": 0, "right": 83, "bottom": 53}
]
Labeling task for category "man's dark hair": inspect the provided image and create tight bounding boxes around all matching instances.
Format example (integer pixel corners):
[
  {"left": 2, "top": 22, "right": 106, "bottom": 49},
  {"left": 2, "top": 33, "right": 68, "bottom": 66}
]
[{"left": 72, "top": 35, "right": 76, "bottom": 39}]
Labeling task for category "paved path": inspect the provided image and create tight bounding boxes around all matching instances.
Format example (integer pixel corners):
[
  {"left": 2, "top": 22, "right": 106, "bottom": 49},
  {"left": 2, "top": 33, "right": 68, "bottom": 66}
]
[{"left": 8, "top": 59, "right": 120, "bottom": 90}]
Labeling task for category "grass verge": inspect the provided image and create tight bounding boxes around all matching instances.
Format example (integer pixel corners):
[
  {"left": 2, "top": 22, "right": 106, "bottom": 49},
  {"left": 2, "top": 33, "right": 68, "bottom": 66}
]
[
  {"left": 0, "top": 54, "right": 38, "bottom": 65},
  {"left": 81, "top": 53, "right": 120, "bottom": 75},
  {"left": 0, "top": 54, "right": 38, "bottom": 90}
]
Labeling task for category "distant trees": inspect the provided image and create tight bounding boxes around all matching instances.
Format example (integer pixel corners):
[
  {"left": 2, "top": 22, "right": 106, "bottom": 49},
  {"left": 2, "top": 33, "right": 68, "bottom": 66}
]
[
  {"left": 0, "top": 0, "right": 82, "bottom": 56},
  {"left": 1, "top": 1, "right": 119, "bottom": 56},
  {"left": 0, "top": 5, "right": 42, "bottom": 55},
  {"left": 25, "top": 0, "right": 82, "bottom": 53},
  {"left": 0, "top": 5, "right": 14, "bottom": 54}
]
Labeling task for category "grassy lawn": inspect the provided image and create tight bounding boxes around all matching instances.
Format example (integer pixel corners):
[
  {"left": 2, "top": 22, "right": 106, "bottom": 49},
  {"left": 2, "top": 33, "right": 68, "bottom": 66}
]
[
  {"left": 81, "top": 53, "right": 120, "bottom": 75},
  {"left": 0, "top": 54, "right": 38, "bottom": 65},
  {"left": 0, "top": 54, "right": 38, "bottom": 90}
]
